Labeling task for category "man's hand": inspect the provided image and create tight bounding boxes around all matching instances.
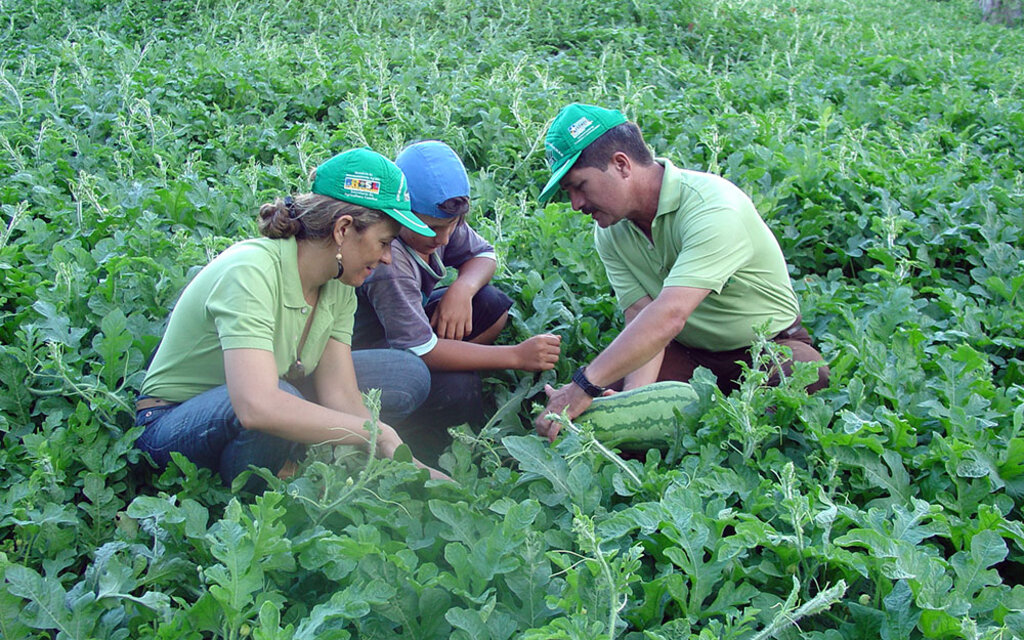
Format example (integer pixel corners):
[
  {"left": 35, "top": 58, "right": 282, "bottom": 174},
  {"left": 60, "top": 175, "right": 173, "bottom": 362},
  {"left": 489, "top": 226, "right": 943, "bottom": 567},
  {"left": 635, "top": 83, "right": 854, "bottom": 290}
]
[
  {"left": 533, "top": 382, "right": 593, "bottom": 442},
  {"left": 515, "top": 334, "right": 562, "bottom": 371},
  {"left": 430, "top": 285, "right": 474, "bottom": 340}
]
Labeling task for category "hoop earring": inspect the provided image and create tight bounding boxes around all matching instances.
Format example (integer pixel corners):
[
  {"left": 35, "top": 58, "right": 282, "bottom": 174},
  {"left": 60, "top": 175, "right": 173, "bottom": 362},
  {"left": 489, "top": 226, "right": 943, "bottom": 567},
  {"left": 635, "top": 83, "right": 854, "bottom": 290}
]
[{"left": 335, "top": 247, "right": 344, "bottom": 278}]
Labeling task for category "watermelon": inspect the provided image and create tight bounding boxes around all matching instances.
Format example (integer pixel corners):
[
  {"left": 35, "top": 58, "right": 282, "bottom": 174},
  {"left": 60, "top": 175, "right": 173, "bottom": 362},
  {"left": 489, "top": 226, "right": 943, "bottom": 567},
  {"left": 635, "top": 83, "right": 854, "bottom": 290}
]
[{"left": 574, "top": 380, "right": 699, "bottom": 449}]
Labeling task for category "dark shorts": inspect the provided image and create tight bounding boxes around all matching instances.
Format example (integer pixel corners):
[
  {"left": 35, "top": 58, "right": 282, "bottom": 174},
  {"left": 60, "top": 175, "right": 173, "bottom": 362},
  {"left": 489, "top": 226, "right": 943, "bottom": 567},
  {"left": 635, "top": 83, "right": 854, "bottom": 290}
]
[
  {"left": 354, "top": 284, "right": 513, "bottom": 350},
  {"left": 424, "top": 284, "right": 513, "bottom": 341},
  {"left": 659, "top": 316, "right": 830, "bottom": 394}
]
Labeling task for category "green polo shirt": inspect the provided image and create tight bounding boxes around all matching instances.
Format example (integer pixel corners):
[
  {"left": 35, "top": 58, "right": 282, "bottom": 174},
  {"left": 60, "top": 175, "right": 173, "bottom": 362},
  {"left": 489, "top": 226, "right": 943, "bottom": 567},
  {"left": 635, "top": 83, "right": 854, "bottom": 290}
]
[
  {"left": 594, "top": 158, "right": 799, "bottom": 351},
  {"left": 141, "top": 236, "right": 356, "bottom": 402}
]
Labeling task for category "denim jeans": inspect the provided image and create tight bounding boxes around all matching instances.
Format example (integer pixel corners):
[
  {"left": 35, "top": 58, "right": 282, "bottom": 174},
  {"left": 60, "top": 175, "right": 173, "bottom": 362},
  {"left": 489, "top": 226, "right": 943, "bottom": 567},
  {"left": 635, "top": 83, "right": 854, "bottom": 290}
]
[
  {"left": 397, "top": 370, "right": 487, "bottom": 466},
  {"left": 135, "top": 348, "right": 430, "bottom": 489}
]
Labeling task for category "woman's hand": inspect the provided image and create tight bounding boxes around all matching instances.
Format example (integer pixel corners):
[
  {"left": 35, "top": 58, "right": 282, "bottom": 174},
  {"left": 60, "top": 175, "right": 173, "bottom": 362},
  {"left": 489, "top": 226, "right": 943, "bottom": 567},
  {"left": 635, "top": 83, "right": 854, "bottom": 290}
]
[
  {"left": 419, "top": 463, "right": 454, "bottom": 482},
  {"left": 376, "top": 425, "right": 453, "bottom": 482}
]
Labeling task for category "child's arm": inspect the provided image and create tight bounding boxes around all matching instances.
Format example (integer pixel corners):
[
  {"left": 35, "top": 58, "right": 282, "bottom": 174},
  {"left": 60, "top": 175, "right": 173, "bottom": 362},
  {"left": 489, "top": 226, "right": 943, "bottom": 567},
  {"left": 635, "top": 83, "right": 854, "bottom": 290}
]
[
  {"left": 431, "top": 256, "right": 496, "bottom": 340},
  {"left": 419, "top": 333, "right": 561, "bottom": 372}
]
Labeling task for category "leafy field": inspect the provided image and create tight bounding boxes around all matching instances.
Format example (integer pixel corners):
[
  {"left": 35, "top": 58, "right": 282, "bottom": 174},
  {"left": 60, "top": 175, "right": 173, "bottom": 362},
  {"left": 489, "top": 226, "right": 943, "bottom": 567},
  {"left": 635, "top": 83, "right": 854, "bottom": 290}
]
[{"left": 2, "top": 0, "right": 1023, "bottom": 637}]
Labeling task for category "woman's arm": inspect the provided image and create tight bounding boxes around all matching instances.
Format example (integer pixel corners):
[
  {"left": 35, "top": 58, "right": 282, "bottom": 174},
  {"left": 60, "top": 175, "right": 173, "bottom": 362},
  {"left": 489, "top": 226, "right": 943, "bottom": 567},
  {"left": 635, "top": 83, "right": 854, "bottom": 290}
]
[
  {"left": 313, "top": 338, "right": 371, "bottom": 420},
  {"left": 225, "top": 345, "right": 450, "bottom": 480},
  {"left": 224, "top": 347, "right": 392, "bottom": 448}
]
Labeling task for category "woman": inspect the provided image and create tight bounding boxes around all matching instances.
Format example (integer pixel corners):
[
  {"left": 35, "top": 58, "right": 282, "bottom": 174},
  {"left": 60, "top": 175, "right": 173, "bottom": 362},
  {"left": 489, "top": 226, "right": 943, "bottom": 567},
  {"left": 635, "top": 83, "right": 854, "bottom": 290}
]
[{"left": 135, "top": 148, "right": 447, "bottom": 486}]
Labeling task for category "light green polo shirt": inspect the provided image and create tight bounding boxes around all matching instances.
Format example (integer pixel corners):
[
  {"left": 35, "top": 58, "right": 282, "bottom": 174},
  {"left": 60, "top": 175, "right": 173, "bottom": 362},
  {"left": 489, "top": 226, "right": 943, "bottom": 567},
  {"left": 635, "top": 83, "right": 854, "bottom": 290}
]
[
  {"left": 594, "top": 158, "right": 799, "bottom": 351},
  {"left": 141, "top": 236, "right": 356, "bottom": 402}
]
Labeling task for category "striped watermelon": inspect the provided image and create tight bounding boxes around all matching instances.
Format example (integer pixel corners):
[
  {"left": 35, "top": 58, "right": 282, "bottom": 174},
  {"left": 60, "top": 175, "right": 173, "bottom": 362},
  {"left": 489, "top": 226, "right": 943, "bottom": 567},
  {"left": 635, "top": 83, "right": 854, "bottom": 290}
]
[{"left": 575, "top": 380, "right": 699, "bottom": 449}]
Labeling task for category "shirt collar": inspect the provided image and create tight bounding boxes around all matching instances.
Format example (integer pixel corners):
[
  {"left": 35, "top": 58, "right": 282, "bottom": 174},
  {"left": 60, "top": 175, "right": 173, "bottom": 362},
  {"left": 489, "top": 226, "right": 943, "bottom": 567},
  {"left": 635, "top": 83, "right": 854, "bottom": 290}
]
[
  {"left": 397, "top": 237, "right": 445, "bottom": 278},
  {"left": 653, "top": 157, "right": 682, "bottom": 219},
  {"left": 279, "top": 236, "right": 308, "bottom": 309}
]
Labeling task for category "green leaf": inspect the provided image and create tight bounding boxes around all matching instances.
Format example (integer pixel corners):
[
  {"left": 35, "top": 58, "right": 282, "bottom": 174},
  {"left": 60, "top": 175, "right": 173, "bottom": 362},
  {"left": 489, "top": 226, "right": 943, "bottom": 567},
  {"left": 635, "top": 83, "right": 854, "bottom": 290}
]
[
  {"left": 831, "top": 448, "right": 913, "bottom": 502},
  {"left": 446, "top": 607, "right": 489, "bottom": 638},
  {"left": 950, "top": 530, "right": 1007, "bottom": 599},
  {"left": 204, "top": 520, "right": 262, "bottom": 619},
  {"left": 392, "top": 443, "right": 414, "bottom": 463},
  {"left": 429, "top": 500, "right": 491, "bottom": 546},
  {"left": 997, "top": 435, "right": 1024, "bottom": 481},
  {"left": 93, "top": 308, "right": 134, "bottom": 386},
  {"left": 0, "top": 566, "right": 34, "bottom": 640},
  {"left": 918, "top": 609, "right": 960, "bottom": 639},
  {"left": 29, "top": 301, "right": 88, "bottom": 348},
  {"left": 293, "top": 580, "right": 395, "bottom": 640},
  {"left": 447, "top": 604, "right": 518, "bottom": 640},
  {"left": 880, "top": 580, "right": 920, "bottom": 640},
  {"left": 502, "top": 435, "right": 571, "bottom": 506},
  {"left": 4, "top": 565, "right": 78, "bottom": 635}
]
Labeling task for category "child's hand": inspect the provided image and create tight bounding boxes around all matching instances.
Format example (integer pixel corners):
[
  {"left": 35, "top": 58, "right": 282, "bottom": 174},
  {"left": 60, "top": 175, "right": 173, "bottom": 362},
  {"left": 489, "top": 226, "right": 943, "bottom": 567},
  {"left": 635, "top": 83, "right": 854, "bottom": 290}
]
[
  {"left": 516, "top": 334, "right": 562, "bottom": 371},
  {"left": 431, "top": 286, "right": 474, "bottom": 340}
]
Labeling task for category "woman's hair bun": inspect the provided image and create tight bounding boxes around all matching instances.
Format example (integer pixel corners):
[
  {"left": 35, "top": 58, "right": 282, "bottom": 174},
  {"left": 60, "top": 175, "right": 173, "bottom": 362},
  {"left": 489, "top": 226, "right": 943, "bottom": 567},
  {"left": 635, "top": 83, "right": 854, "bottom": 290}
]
[{"left": 257, "top": 198, "right": 302, "bottom": 239}]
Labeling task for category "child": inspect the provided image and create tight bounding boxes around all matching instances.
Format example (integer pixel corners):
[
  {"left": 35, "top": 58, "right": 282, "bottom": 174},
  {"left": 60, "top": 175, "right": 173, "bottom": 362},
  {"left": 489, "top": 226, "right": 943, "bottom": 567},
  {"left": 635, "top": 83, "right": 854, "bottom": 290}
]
[{"left": 353, "top": 141, "right": 560, "bottom": 462}]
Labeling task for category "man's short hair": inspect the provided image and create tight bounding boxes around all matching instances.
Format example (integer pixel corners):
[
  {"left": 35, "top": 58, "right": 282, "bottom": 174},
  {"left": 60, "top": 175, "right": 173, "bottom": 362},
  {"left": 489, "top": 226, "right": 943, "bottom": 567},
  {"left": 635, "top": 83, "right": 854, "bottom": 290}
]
[{"left": 574, "top": 122, "right": 654, "bottom": 171}]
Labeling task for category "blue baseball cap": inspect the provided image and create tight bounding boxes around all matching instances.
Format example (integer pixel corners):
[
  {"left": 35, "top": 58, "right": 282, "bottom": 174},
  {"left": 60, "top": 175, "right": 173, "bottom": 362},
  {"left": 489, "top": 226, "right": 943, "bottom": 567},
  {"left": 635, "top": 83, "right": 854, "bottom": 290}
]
[{"left": 395, "top": 141, "right": 470, "bottom": 219}]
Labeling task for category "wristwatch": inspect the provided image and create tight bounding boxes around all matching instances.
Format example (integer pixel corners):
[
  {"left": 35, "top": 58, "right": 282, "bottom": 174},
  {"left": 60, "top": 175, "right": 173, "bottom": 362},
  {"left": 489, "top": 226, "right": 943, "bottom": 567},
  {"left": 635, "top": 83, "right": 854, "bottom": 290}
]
[{"left": 571, "top": 366, "right": 607, "bottom": 398}]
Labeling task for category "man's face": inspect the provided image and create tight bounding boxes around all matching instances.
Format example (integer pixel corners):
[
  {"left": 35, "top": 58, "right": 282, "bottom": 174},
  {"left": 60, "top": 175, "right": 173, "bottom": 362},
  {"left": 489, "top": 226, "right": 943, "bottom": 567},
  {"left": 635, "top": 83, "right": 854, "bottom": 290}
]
[
  {"left": 399, "top": 213, "right": 463, "bottom": 256},
  {"left": 560, "top": 162, "right": 629, "bottom": 228}
]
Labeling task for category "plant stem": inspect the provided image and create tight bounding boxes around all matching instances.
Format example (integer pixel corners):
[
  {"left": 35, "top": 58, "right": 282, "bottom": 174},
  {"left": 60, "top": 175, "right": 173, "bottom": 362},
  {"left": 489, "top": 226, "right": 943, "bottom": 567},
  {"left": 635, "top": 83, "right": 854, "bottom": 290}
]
[{"left": 549, "top": 412, "right": 643, "bottom": 488}]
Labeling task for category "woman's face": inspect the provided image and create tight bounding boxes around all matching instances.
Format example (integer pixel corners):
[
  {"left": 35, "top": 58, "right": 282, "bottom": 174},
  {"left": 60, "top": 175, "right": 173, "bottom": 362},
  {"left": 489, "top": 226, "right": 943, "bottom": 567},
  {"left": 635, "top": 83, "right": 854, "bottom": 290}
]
[{"left": 337, "top": 218, "right": 399, "bottom": 287}]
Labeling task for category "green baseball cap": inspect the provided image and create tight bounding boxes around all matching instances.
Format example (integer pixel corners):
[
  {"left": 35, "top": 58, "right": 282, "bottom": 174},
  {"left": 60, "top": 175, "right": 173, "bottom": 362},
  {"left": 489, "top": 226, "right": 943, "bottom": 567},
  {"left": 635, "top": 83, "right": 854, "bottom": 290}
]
[
  {"left": 538, "top": 103, "right": 628, "bottom": 204},
  {"left": 312, "top": 148, "right": 435, "bottom": 237}
]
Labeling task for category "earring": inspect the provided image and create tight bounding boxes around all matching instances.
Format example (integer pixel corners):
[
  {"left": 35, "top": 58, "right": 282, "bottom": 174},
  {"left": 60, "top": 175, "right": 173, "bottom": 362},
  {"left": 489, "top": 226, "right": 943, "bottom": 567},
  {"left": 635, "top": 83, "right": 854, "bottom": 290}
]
[{"left": 335, "top": 247, "right": 344, "bottom": 278}]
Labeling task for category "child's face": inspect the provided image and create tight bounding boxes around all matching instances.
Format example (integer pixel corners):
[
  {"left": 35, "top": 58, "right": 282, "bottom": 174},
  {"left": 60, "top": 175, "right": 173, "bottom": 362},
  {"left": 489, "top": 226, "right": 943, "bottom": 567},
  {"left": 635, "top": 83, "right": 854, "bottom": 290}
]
[{"left": 399, "top": 214, "right": 464, "bottom": 256}]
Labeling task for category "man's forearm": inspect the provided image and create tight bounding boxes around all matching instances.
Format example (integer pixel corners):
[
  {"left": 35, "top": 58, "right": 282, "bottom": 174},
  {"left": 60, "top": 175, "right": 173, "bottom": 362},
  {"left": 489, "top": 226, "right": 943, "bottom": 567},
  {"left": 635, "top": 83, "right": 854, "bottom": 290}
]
[
  {"left": 622, "top": 349, "right": 665, "bottom": 389},
  {"left": 582, "top": 286, "right": 708, "bottom": 387}
]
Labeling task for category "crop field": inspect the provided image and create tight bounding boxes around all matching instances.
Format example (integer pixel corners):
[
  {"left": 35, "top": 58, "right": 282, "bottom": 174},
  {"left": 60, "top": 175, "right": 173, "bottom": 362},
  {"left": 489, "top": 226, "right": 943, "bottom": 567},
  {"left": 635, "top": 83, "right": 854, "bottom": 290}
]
[{"left": 1, "top": 0, "right": 1023, "bottom": 637}]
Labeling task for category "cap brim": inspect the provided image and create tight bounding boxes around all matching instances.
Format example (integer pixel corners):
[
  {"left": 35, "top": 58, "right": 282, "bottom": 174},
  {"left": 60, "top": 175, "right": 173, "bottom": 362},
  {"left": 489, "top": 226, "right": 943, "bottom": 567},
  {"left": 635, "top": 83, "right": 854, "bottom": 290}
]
[
  {"left": 384, "top": 208, "right": 436, "bottom": 237},
  {"left": 538, "top": 151, "right": 582, "bottom": 204}
]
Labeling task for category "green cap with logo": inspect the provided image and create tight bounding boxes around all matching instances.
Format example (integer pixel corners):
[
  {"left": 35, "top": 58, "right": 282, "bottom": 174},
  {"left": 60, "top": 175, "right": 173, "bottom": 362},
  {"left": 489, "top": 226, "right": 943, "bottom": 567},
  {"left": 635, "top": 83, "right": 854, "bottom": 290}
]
[
  {"left": 313, "top": 148, "right": 435, "bottom": 237},
  {"left": 538, "top": 103, "right": 628, "bottom": 204}
]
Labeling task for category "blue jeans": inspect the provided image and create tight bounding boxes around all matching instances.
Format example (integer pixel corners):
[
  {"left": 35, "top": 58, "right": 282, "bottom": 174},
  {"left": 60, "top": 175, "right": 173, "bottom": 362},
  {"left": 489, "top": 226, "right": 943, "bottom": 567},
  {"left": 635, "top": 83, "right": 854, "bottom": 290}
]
[
  {"left": 135, "top": 349, "right": 430, "bottom": 489},
  {"left": 398, "top": 370, "right": 486, "bottom": 466}
]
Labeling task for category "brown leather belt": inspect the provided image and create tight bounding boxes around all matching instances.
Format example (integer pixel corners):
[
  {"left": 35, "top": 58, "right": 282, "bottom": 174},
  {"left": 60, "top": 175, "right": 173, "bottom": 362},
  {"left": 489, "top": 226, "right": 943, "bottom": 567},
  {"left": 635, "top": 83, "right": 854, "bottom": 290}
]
[{"left": 135, "top": 397, "right": 178, "bottom": 411}]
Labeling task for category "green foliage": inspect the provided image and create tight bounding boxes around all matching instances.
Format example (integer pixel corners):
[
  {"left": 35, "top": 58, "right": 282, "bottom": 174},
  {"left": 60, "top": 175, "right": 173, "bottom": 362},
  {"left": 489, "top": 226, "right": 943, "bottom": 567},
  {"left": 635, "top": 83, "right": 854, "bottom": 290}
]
[{"left": 1, "top": 0, "right": 1023, "bottom": 637}]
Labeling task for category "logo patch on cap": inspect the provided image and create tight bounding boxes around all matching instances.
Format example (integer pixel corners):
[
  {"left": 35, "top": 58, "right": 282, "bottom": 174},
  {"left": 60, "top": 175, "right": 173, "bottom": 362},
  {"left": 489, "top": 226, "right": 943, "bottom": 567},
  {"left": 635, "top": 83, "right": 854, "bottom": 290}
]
[
  {"left": 568, "top": 116, "right": 594, "bottom": 140},
  {"left": 545, "top": 141, "right": 561, "bottom": 166},
  {"left": 344, "top": 175, "right": 380, "bottom": 195}
]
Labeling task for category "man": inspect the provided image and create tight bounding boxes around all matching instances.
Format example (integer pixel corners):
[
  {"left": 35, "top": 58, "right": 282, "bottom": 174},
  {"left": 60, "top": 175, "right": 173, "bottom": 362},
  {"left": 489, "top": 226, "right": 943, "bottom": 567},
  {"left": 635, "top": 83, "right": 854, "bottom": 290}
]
[
  {"left": 534, "top": 103, "right": 828, "bottom": 441},
  {"left": 354, "top": 140, "right": 561, "bottom": 461}
]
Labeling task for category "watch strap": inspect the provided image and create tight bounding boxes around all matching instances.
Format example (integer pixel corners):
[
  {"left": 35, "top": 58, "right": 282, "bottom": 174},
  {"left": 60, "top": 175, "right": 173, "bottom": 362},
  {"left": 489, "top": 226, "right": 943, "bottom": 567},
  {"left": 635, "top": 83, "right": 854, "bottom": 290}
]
[{"left": 571, "top": 366, "right": 607, "bottom": 398}]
